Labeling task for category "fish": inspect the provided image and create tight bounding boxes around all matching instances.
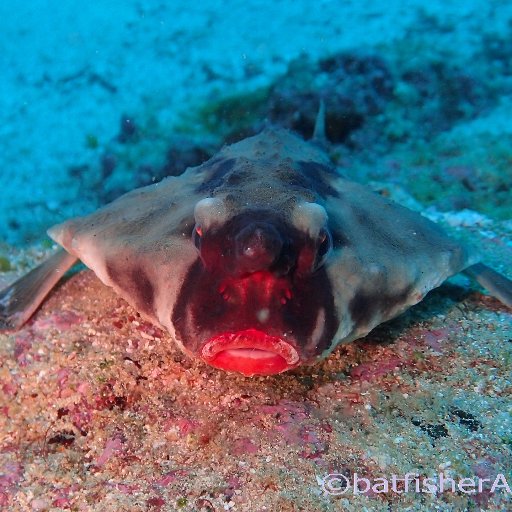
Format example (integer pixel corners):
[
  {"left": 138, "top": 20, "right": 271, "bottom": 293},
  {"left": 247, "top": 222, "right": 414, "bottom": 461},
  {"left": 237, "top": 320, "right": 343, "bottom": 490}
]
[{"left": 1, "top": 120, "right": 511, "bottom": 376}]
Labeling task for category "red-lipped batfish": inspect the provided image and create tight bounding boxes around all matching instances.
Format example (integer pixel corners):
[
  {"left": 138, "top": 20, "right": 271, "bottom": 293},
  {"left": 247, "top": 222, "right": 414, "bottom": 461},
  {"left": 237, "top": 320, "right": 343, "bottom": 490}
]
[{"left": 1, "top": 116, "right": 511, "bottom": 376}]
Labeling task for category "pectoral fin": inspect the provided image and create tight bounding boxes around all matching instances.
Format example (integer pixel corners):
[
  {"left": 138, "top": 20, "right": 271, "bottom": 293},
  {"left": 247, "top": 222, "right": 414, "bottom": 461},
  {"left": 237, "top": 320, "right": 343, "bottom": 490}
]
[
  {"left": 464, "top": 263, "right": 512, "bottom": 307},
  {"left": 0, "top": 249, "right": 78, "bottom": 330}
]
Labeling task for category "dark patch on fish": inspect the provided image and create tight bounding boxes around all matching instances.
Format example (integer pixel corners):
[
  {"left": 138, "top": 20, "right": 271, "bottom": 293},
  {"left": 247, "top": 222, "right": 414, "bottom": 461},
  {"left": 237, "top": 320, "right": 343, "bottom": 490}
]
[
  {"left": 296, "top": 161, "right": 340, "bottom": 198},
  {"left": 226, "top": 170, "right": 252, "bottom": 186},
  {"left": 349, "top": 285, "right": 413, "bottom": 327},
  {"left": 328, "top": 227, "right": 350, "bottom": 250},
  {"left": 106, "top": 263, "right": 155, "bottom": 316},
  {"left": 281, "top": 267, "right": 339, "bottom": 357},
  {"left": 274, "top": 167, "right": 322, "bottom": 199},
  {"left": 197, "top": 158, "right": 237, "bottom": 193},
  {"left": 132, "top": 268, "right": 155, "bottom": 314}
]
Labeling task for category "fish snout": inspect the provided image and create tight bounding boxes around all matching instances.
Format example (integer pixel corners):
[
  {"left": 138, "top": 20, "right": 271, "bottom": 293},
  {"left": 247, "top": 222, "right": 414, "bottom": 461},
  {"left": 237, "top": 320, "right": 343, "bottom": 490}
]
[{"left": 235, "top": 223, "right": 283, "bottom": 273}]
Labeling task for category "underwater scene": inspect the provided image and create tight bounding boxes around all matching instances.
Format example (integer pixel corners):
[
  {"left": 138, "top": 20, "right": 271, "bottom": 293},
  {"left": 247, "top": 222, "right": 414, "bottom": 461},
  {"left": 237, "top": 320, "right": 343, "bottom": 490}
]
[{"left": 0, "top": 1, "right": 511, "bottom": 510}]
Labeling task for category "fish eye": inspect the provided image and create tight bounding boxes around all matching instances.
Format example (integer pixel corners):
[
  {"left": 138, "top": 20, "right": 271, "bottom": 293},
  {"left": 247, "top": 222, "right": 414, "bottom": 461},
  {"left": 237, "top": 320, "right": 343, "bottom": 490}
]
[
  {"left": 314, "top": 228, "right": 332, "bottom": 270},
  {"left": 192, "top": 224, "right": 202, "bottom": 249}
]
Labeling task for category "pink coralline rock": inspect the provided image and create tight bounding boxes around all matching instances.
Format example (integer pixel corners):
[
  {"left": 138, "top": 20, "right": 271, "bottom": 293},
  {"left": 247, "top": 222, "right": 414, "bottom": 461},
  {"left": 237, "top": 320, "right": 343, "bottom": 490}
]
[
  {"left": 350, "top": 356, "right": 403, "bottom": 381},
  {"left": 1, "top": 380, "right": 17, "bottom": 398},
  {"left": 30, "top": 498, "right": 51, "bottom": 510},
  {"left": 106, "top": 482, "right": 140, "bottom": 495},
  {"left": 146, "top": 496, "right": 166, "bottom": 508},
  {"left": 164, "top": 417, "right": 200, "bottom": 436},
  {"left": 56, "top": 367, "right": 71, "bottom": 389},
  {"left": 256, "top": 400, "right": 327, "bottom": 460},
  {"left": 299, "top": 429, "right": 327, "bottom": 460},
  {"left": 13, "top": 332, "right": 36, "bottom": 366},
  {"left": 0, "top": 461, "right": 23, "bottom": 506},
  {"left": 153, "top": 471, "right": 181, "bottom": 487},
  {"left": 51, "top": 485, "right": 79, "bottom": 509},
  {"left": 32, "top": 310, "right": 83, "bottom": 331},
  {"left": 257, "top": 400, "right": 310, "bottom": 421},
  {"left": 0, "top": 462, "right": 23, "bottom": 487},
  {"left": 422, "top": 325, "right": 459, "bottom": 352},
  {"left": 95, "top": 437, "right": 124, "bottom": 467},
  {"left": 68, "top": 399, "right": 93, "bottom": 435},
  {"left": 230, "top": 437, "right": 259, "bottom": 455}
]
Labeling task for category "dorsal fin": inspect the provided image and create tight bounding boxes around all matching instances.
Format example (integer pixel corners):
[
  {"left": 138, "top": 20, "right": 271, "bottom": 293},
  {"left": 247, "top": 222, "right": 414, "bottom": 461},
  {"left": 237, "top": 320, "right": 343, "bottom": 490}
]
[{"left": 312, "top": 99, "right": 327, "bottom": 144}]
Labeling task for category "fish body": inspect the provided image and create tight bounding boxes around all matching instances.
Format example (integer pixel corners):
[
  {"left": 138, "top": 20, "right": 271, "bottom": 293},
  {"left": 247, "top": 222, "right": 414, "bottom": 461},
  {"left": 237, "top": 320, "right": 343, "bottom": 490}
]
[{"left": 1, "top": 128, "right": 511, "bottom": 376}]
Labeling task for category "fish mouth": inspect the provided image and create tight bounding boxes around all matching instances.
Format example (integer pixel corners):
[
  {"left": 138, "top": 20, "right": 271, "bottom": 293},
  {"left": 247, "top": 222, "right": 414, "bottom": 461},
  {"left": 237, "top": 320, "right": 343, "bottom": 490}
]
[{"left": 201, "top": 328, "right": 300, "bottom": 376}]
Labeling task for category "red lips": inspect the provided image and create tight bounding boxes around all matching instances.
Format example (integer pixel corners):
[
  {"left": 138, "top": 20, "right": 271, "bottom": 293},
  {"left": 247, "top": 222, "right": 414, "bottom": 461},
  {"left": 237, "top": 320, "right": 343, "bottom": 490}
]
[{"left": 201, "top": 328, "right": 300, "bottom": 376}]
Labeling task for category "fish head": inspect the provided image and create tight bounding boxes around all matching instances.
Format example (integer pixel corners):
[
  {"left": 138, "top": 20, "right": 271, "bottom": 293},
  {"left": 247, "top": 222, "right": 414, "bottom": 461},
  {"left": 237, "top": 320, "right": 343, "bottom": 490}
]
[{"left": 172, "top": 196, "right": 339, "bottom": 376}]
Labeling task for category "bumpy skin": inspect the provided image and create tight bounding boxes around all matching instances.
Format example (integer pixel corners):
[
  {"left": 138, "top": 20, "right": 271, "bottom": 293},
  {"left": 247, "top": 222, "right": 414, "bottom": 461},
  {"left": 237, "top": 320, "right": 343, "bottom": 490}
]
[{"left": 49, "top": 128, "right": 477, "bottom": 366}]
